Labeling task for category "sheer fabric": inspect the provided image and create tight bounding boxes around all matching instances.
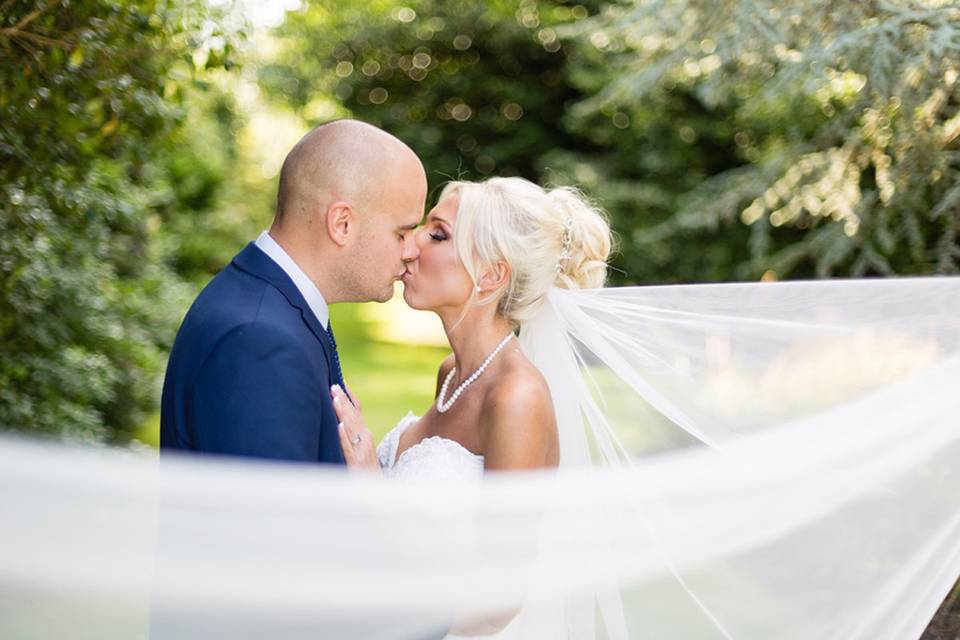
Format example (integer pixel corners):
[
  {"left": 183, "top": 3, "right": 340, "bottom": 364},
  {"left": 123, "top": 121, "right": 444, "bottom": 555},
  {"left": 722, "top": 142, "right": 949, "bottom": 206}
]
[{"left": 0, "top": 277, "right": 958, "bottom": 640}]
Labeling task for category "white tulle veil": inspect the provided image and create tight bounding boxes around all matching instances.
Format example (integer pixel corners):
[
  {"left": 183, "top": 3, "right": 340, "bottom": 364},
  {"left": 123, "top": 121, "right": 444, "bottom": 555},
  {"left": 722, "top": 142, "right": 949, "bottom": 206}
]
[{"left": 1, "top": 277, "right": 958, "bottom": 640}]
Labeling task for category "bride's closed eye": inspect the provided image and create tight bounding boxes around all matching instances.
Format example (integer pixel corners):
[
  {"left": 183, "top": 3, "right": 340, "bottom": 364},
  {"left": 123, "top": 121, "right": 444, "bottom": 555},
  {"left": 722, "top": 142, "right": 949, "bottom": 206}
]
[{"left": 429, "top": 230, "right": 448, "bottom": 242}]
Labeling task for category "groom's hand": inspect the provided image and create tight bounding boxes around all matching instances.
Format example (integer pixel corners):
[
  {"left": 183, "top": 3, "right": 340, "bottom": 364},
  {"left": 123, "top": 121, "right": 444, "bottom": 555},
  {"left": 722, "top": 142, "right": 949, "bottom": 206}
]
[{"left": 332, "top": 384, "right": 379, "bottom": 472}]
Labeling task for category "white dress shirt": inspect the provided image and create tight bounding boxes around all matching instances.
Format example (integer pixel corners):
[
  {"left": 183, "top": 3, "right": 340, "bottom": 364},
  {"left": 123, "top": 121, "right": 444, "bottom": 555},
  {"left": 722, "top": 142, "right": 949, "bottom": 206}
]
[{"left": 254, "top": 231, "right": 329, "bottom": 329}]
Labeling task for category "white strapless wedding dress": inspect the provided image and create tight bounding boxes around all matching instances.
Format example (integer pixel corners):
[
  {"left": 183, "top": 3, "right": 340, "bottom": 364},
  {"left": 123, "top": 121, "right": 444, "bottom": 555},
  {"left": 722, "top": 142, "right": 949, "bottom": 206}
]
[{"left": 377, "top": 412, "right": 485, "bottom": 482}]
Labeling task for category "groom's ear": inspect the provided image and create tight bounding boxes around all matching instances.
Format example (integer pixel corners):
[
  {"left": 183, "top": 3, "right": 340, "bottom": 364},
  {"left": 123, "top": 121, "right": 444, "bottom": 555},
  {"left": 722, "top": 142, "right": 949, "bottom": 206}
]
[{"left": 325, "top": 202, "right": 354, "bottom": 247}]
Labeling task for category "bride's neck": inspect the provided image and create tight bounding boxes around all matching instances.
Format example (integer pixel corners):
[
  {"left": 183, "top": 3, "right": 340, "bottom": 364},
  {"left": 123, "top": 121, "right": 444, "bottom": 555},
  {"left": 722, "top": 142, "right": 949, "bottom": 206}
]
[{"left": 441, "top": 308, "right": 515, "bottom": 379}]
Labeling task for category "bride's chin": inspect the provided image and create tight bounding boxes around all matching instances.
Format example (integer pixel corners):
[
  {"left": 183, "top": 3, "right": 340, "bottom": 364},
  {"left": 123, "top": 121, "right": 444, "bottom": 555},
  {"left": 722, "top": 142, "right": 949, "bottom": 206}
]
[{"left": 402, "top": 286, "right": 426, "bottom": 311}]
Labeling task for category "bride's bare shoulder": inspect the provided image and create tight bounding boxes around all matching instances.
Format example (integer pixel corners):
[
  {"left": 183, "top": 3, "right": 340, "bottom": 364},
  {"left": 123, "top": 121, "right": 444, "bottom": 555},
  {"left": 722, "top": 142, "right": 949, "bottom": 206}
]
[
  {"left": 488, "top": 357, "right": 551, "bottom": 402},
  {"left": 480, "top": 356, "right": 558, "bottom": 469}
]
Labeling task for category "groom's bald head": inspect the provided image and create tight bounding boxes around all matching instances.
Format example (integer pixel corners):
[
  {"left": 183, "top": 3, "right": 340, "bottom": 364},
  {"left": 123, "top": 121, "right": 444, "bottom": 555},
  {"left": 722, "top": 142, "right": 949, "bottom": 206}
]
[
  {"left": 269, "top": 119, "right": 426, "bottom": 305},
  {"left": 274, "top": 119, "right": 423, "bottom": 224}
]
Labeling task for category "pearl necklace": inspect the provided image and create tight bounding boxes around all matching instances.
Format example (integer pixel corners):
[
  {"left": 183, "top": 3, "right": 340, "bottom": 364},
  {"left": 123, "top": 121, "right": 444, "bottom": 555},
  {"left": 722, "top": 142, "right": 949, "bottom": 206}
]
[{"left": 436, "top": 332, "right": 515, "bottom": 413}]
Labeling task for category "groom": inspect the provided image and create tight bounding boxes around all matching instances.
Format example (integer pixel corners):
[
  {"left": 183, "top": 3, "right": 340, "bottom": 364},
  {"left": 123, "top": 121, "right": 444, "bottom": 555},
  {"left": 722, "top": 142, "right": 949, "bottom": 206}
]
[{"left": 160, "top": 119, "right": 426, "bottom": 462}]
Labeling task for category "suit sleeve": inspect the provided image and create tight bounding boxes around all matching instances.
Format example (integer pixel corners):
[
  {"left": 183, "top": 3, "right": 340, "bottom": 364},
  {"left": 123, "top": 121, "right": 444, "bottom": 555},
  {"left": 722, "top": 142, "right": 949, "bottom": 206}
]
[{"left": 190, "top": 322, "right": 331, "bottom": 461}]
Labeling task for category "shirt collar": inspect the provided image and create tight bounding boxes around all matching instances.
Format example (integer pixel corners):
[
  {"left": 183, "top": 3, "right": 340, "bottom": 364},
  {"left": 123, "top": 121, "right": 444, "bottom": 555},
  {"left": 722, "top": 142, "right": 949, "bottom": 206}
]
[{"left": 254, "top": 231, "right": 329, "bottom": 329}]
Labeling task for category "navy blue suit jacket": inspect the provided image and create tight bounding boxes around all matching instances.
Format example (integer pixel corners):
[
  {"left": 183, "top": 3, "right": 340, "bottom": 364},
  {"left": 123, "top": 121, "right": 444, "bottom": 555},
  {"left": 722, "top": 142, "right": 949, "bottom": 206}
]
[{"left": 160, "top": 242, "right": 345, "bottom": 464}]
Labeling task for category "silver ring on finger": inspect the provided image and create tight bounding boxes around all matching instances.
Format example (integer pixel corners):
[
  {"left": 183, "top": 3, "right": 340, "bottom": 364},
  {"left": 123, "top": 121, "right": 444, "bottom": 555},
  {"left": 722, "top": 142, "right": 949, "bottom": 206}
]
[{"left": 350, "top": 433, "right": 362, "bottom": 446}]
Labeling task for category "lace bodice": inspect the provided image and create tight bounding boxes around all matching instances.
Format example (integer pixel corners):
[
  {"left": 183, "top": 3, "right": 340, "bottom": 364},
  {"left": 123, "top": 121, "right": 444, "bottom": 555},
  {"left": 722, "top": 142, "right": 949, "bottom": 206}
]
[{"left": 377, "top": 412, "right": 484, "bottom": 481}]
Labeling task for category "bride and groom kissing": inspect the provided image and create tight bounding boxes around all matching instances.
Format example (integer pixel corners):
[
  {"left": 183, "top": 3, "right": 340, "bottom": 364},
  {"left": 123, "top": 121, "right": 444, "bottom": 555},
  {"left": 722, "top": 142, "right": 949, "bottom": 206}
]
[
  {"left": 160, "top": 118, "right": 609, "bottom": 481},
  {"left": 158, "top": 118, "right": 607, "bottom": 636}
]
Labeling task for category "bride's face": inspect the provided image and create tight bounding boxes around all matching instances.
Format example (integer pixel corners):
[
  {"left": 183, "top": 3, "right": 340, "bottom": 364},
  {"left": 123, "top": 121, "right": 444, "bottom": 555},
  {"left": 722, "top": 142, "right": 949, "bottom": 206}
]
[{"left": 402, "top": 192, "right": 474, "bottom": 311}]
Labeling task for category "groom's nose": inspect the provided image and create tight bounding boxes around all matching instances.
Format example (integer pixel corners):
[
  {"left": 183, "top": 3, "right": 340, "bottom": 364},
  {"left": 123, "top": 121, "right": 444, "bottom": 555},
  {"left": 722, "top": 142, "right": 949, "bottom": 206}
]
[{"left": 401, "top": 232, "right": 420, "bottom": 263}]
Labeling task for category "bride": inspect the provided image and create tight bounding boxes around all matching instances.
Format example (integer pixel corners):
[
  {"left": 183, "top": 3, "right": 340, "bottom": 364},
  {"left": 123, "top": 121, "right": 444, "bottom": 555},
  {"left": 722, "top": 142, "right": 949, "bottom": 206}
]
[
  {"left": 332, "top": 175, "right": 610, "bottom": 481},
  {"left": 331, "top": 176, "right": 609, "bottom": 635}
]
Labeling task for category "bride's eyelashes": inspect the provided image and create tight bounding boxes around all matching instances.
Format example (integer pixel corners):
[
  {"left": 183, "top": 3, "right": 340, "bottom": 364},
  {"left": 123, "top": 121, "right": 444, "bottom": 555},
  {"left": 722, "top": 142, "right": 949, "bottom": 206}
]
[{"left": 429, "top": 231, "right": 448, "bottom": 242}]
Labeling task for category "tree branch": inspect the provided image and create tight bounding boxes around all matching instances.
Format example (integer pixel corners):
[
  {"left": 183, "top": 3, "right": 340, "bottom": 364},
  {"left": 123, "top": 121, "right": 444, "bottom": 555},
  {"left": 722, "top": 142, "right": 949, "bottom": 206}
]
[{"left": 0, "top": 27, "right": 69, "bottom": 48}]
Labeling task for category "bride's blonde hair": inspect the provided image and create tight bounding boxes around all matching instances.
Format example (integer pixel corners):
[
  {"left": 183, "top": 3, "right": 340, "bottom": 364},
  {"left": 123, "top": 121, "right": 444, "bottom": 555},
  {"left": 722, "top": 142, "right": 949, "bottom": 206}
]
[{"left": 441, "top": 176, "right": 611, "bottom": 326}]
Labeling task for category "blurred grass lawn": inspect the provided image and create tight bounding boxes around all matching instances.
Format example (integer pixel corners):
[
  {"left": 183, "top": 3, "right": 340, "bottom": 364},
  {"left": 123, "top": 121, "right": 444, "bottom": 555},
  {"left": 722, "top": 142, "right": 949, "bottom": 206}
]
[{"left": 134, "top": 297, "right": 449, "bottom": 447}]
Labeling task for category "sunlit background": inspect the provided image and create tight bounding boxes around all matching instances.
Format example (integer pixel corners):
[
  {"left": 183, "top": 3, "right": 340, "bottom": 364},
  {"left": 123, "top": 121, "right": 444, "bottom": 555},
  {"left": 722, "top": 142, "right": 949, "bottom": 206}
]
[{"left": 1, "top": 0, "right": 958, "bottom": 630}]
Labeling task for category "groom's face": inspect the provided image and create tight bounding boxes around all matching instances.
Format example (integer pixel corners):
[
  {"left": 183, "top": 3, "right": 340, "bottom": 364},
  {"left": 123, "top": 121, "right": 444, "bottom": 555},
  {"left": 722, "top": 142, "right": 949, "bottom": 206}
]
[{"left": 348, "top": 167, "right": 426, "bottom": 303}]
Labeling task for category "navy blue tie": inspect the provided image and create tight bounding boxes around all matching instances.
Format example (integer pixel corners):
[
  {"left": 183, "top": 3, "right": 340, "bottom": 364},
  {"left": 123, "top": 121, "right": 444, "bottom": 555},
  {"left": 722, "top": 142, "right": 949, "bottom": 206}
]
[{"left": 325, "top": 321, "right": 346, "bottom": 390}]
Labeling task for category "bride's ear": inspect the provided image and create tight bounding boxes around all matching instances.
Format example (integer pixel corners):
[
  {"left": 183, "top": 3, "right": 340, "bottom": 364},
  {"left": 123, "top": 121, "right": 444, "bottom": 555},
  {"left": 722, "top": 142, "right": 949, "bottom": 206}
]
[
  {"left": 478, "top": 260, "right": 511, "bottom": 293},
  {"left": 325, "top": 202, "right": 354, "bottom": 247}
]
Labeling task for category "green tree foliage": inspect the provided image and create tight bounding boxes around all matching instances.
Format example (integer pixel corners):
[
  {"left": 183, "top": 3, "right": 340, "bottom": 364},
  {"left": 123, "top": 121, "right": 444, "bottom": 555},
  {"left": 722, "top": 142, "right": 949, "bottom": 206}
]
[
  {"left": 0, "top": 0, "right": 250, "bottom": 441},
  {"left": 578, "top": 0, "right": 960, "bottom": 279}
]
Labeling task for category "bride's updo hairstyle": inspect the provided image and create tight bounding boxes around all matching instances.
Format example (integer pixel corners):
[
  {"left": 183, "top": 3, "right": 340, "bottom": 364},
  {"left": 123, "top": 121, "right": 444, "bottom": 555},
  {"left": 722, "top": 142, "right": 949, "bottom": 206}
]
[{"left": 443, "top": 176, "right": 611, "bottom": 325}]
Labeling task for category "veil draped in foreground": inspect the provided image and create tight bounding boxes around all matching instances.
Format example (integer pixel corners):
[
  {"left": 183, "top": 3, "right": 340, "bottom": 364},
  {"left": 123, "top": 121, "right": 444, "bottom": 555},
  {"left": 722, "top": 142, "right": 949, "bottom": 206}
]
[{"left": 1, "top": 277, "right": 958, "bottom": 640}]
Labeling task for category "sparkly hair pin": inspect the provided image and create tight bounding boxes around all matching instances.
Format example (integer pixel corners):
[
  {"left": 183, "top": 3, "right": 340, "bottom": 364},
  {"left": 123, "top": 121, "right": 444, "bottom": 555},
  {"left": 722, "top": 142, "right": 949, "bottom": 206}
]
[{"left": 555, "top": 217, "right": 574, "bottom": 274}]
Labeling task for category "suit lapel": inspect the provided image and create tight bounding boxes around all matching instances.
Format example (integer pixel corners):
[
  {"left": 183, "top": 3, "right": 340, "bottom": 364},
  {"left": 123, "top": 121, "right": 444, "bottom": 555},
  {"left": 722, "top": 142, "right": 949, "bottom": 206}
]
[{"left": 231, "top": 243, "right": 337, "bottom": 368}]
